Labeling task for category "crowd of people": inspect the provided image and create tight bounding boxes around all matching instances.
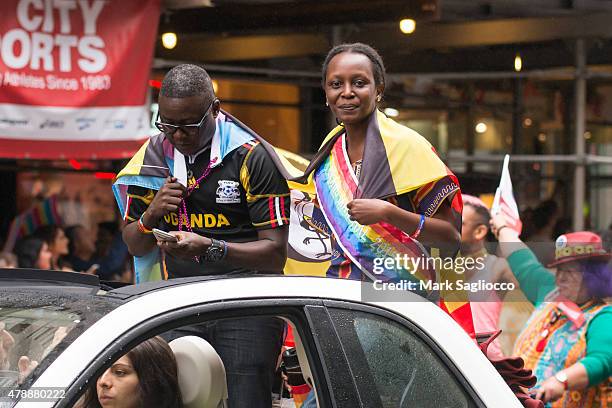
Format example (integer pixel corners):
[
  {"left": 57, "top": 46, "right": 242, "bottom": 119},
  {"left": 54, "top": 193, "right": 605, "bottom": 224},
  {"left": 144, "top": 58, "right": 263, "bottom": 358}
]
[
  {"left": 0, "top": 42, "right": 610, "bottom": 408},
  {"left": 0, "top": 222, "right": 133, "bottom": 283}
]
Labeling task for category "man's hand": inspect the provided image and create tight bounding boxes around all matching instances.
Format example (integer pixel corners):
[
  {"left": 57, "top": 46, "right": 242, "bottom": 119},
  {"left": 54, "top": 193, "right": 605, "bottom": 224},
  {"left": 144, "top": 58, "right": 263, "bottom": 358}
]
[
  {"left": 347, "top": 199, "right": 392, "bottom": 225},
  {"left": 144, "top": 177, "right": 186, "bottom": 225},
  {"left": 123, "top": 177, "right": 186, "bottom": 257},
  {"left": 535, "top": 376, "right": 566, "bottom": 403},
  {"left": 17, "top": 356, "right": 38, "bottom": 384},
  {"left": 158, "top": 231, "right": 211, "bottom": 259}
]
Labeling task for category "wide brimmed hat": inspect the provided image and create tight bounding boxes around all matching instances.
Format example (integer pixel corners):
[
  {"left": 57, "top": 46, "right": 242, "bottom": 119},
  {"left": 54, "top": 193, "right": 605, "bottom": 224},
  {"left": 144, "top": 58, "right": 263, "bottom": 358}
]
[{"left": 547, "top": 231, "right": 611, "bottom": 267}]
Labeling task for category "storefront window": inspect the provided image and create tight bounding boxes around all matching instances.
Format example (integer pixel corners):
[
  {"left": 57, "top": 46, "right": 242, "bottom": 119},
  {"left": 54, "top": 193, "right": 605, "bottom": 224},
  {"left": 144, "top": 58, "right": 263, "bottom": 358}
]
[{"left": 16, "top": 171, "right": 117, "bottom": 232}]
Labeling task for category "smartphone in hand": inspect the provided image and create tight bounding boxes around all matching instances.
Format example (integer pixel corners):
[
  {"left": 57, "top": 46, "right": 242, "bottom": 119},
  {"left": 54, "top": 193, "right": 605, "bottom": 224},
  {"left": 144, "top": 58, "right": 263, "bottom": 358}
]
[{"left": 152, "top": 228, "right": 178, "bottom": 243}]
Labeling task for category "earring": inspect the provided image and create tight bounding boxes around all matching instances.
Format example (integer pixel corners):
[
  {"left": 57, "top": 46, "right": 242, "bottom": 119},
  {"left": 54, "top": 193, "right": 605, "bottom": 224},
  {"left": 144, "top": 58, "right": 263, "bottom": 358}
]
[
  {"left": 376, "top": 95, "right": 381, "bottom": 102},
  {"left": 325, "top": 100, "right": 329, "bottom": 107}
]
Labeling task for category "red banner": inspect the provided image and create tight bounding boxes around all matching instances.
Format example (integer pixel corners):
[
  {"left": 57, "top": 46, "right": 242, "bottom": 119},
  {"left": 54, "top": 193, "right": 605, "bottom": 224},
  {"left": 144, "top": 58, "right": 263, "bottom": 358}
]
[{"left": 0, "top": 0, "right": 160, "bottom": 159}]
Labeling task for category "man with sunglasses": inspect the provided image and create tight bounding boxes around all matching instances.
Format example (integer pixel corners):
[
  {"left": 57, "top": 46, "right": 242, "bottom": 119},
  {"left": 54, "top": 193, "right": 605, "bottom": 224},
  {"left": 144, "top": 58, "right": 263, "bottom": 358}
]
[{"left": 120, "top": 64, "right": 289, "bottom": 408}]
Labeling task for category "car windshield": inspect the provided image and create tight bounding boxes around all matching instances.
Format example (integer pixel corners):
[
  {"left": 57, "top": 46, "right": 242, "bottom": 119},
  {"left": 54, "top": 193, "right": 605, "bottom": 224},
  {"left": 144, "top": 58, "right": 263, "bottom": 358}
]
[{"left": 0, "top": 288, "right": 121, "bottom": 397}]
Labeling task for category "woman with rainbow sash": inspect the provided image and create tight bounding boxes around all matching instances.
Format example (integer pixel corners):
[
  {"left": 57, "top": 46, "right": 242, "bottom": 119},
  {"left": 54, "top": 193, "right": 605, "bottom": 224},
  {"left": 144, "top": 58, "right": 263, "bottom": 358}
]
[
  {"left": 492, "top": 214, "right": 611, "bottom": 407},
  {"left": 288, "top": 43, "right": 472, "bottom": 332},
  {"left": 287, "top": 41, "right": 475, "bottom": 408}
]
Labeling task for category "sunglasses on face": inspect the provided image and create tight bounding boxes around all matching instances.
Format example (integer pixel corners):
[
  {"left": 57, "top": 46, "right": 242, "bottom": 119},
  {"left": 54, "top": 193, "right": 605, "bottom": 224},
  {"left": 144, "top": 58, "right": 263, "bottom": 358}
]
[{"left": 155, "top": 100, "right": 215, "bottom": 136}]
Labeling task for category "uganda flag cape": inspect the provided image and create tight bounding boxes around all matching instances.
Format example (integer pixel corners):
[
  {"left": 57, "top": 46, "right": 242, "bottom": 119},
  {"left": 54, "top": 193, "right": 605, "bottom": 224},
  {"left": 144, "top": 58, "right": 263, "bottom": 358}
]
[
  {"left": 285, "top": 110, "right": 474, "bottom": 336},
  {"left": 112, "top": 110, "right": 301, "bottom": 283}
]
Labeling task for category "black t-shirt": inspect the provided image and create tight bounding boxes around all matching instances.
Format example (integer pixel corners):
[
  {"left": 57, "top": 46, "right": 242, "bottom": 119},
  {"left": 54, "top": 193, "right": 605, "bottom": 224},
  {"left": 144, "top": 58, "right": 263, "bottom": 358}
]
[{"left": 126, "top": 141, "right": 290, "bottom": 278}]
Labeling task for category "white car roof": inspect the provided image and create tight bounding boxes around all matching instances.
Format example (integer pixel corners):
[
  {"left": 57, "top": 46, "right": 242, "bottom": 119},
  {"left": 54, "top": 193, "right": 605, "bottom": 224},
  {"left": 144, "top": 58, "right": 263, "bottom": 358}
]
[{"left": 24, "top": 276, "right": 521, "bottom": 408}]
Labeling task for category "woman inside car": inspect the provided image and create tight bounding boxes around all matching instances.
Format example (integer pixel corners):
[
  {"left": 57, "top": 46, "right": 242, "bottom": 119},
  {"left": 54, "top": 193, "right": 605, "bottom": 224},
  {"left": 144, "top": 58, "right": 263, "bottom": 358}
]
[
  {"left": 492, "top": 215, "right": 611, "bottom": 407},
  {"left": 79, "top": 336, "right": 183, "bottom": 408}
]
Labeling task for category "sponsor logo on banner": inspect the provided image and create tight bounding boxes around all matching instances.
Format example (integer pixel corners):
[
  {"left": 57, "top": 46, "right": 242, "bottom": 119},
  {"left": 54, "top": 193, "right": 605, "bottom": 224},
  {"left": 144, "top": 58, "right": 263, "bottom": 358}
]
[
  {"left": 0, "top": 117, "right": 29, "bottom": 127},
  {"left": 76, "top": 118, "right": 96, "bottom": 131},
  {"left": 39, "top": 119, "right": 64, "bottom": 129},
  {"left": 104, "top": 119, "right": 127, "bottom": 130}
]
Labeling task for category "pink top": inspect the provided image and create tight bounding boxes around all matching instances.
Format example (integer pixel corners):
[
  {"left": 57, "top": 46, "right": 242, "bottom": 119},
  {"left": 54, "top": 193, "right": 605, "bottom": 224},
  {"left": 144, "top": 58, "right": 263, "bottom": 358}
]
[
  {"left": 468, "top": 254, "right": 504, "bottom": 359},
  {"left": 471, "top": 296, "right": 504, "bottom": 359}
]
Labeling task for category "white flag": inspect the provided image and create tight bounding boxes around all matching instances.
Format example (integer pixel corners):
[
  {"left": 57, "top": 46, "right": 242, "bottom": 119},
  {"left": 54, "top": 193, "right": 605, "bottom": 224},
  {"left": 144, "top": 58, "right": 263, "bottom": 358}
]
[{"left": 492, "top": 155, "right": 523, "bottom": 234}]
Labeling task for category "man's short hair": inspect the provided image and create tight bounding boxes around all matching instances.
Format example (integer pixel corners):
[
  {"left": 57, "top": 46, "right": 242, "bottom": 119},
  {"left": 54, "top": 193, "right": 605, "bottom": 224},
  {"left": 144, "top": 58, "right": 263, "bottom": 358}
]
[
  {"left": 465, "top": 201, "right": 491, "bottom": 228},
  {"left": 160, "top": 64, "right": 215, "bottom": 100}
]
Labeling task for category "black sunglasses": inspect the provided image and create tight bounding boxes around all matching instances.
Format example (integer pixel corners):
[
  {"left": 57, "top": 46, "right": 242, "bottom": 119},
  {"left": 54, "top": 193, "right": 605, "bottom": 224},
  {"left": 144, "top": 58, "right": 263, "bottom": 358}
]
[{"left": 155, "top": 100, "right": 215, "bottom": 136}]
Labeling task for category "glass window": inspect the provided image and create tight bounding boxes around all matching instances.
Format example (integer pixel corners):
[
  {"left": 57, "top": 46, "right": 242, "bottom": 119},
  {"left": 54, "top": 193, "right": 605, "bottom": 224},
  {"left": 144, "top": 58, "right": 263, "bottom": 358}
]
[
  {"left": 0, "top": 289, "right": 119, "bottom": 391},
  {"left": 328, "top": 308, "right": 474, "bottom": 408}
]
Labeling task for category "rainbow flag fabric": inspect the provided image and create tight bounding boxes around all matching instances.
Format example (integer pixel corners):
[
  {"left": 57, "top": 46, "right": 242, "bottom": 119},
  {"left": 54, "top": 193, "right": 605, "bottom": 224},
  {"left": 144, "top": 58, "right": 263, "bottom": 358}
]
[
  {"left": 313, "top": 133, "right": 435, "bottom": 287},
  {"left": 3, "top": 196, "right": 63, "bottom": 252},
  {"left": 286, "top": 110, "right": 474, "bottom": 336}
]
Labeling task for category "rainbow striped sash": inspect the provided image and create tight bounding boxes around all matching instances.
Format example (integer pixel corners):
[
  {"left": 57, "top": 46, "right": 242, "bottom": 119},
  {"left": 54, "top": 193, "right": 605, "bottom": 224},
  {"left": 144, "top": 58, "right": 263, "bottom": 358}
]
[
  {"left": 3, "top": 196, "right": 63, "bottom": 252},
  {"left": 314, "top": 134, "right": 435, "bottom": 285}
]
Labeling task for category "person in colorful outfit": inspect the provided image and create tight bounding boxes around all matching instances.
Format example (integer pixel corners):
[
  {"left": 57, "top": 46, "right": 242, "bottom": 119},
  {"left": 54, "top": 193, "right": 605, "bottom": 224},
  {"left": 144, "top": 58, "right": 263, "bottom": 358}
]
[
  {"left": 114, "top": 64, "right": 288, "bottom": 408},
  {"left": 492, "top": 214, "right": 611, "bottom": 407},
  {"left": 286, "top": 42, "right": 472, "bottom": 408},
  {"left": 291, "top": 43, "right": 463, "bottom": 283}
]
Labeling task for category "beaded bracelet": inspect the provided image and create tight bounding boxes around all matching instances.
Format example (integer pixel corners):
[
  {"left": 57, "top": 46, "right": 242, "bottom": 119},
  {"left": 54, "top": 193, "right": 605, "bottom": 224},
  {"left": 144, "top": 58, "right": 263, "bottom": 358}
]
[
  {"left": 411, "top": 214, "right": 426, "bottom": 239},
  {"left": 137, "top": 213, "right": 153, "bottom": 234}
]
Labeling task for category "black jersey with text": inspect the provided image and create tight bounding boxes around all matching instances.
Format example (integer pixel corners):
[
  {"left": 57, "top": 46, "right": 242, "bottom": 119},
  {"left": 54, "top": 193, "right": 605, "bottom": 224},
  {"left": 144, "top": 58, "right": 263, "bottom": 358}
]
[{"left": 126, "top": 141, "right": 289, "bottom": 278}]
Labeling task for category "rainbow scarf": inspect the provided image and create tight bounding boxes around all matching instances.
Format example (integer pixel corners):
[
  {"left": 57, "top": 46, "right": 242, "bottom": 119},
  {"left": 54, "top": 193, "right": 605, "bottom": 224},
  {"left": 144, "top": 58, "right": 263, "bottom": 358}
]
[
  {"left": 314, "top": 134, "right": 435, "bottom": 286},
  {"left": 3, "top": 196, "right": 63, "bottom": 252},
  {"left": 287, "top": 110, "right": 474, "bottom": 336},
  {"left": 112, "top": 134, "right": 175, "bottom": 282}
]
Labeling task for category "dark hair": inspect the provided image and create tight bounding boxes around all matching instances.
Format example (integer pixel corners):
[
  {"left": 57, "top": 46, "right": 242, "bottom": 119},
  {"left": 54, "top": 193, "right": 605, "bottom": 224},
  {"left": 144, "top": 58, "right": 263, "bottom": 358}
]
[
  {"left": 161, "top": 64, "right": 215, "bottom": 102},
  {"left": 321, "top": 43, "right": 386, "bottom": 91},
  {"left": 581, "top": 259, "right": 612, "bottom": 299},
  {"left": 35, "top": 225, "right": 67, "bottom": 269},
  {"left": 599, "top": 229, "right": 612, "bottom": 252},
  {"left": 64, "top": 225, "right": 83, "bottom": 257},
  {"left": 14, "top": 236, "right": 45, "bottom": 269},
  {"left": 464, "top": 201, "right": 491, "bottom": 228},
  {"left": 98, "top": 221, "right": 119, "bottom": 237},
  {"left": 552, "top": 217, "right": 572, "bottom": 239},
  {"left": 82, "top": 336, "right": 183, "bottom": 408},
  {"left": 34, "top": 225, "right": 61, "bottom": 246}
]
